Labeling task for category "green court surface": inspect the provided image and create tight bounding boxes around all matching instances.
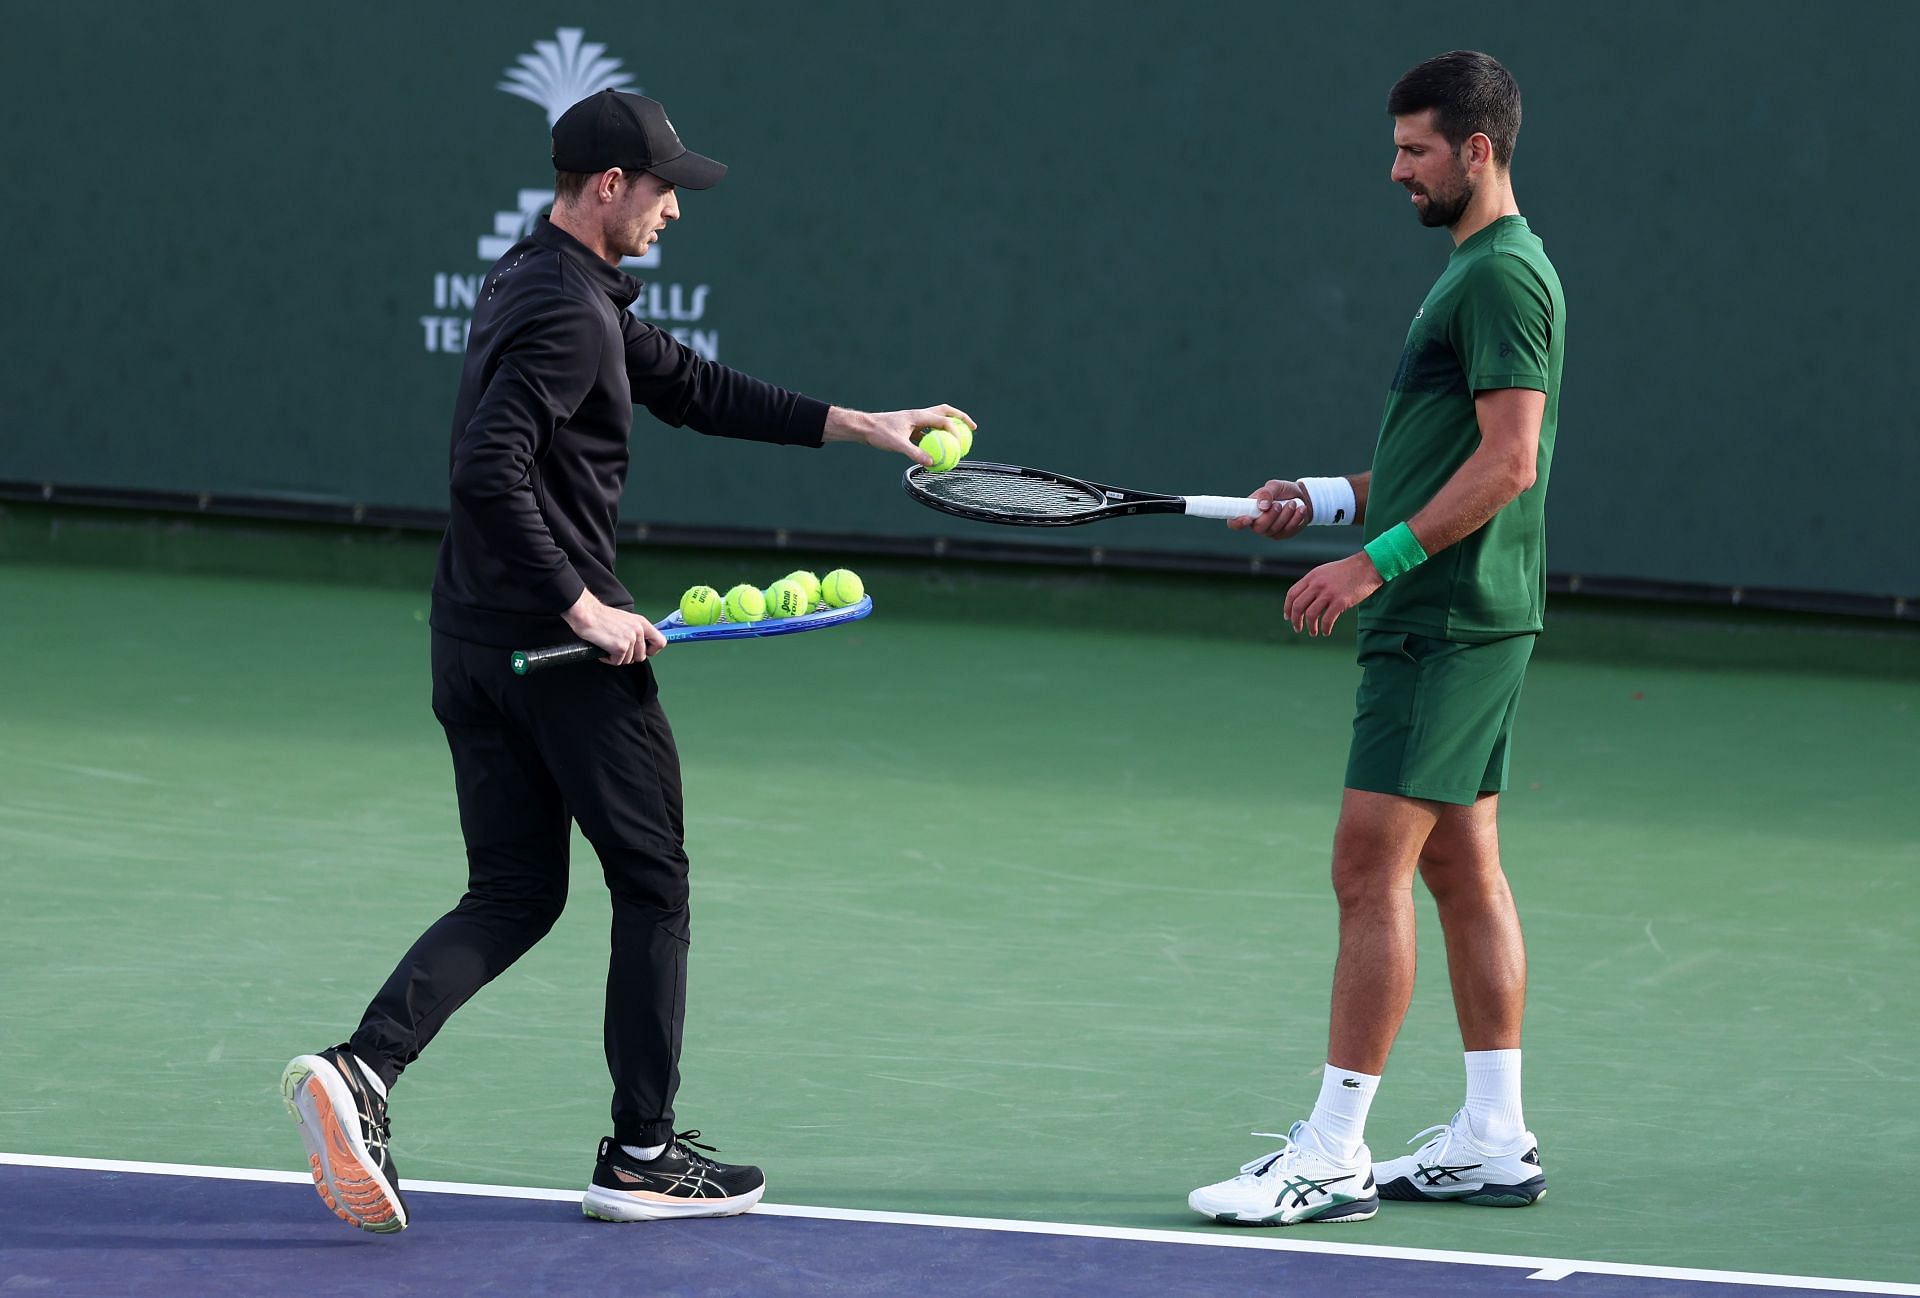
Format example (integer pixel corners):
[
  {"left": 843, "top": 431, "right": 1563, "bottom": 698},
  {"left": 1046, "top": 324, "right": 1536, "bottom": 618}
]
[{"left": 2, "top": 546, "right": 1917, "bottom": 1285}]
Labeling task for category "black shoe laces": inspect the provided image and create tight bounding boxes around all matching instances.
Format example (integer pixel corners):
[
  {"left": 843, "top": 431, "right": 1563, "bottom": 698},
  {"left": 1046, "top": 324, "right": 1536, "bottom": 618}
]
[{"left": 671, "top": 1130, "right": 719, "bottom": 1167}]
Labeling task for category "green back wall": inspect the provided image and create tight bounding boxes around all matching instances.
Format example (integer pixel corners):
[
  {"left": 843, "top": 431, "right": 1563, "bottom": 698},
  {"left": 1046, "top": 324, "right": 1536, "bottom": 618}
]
[{"left": 3, "top": 1, "right": 1912, "bottom": 597}]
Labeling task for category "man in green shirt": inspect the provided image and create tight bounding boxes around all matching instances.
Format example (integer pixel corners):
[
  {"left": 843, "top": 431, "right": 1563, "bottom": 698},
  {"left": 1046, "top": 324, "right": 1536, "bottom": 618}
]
[{"left": 1189, "top": 50, "right": 1564, "bottom": 1226}]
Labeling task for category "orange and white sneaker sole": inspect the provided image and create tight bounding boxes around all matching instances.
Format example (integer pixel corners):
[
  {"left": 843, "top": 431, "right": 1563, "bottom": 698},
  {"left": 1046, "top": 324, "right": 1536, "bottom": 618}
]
[{"left": 280, "top": 1054, "right": 408, "bottom": 1233}]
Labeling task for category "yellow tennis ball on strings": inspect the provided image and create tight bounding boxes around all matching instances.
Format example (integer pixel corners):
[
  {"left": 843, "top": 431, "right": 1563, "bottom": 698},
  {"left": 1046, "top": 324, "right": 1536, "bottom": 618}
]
[
  {"left": 723, "top": 583, "right": 766, "bottom": 623},
  {"left": 921, "top": 428, "right": 961, "bottom": 473},
  {"left": 943, "top": 415, "right": 973, "bottom": 458},
  {"left": 783, "top": 570, "right": 822, "bottom": 608},
  {"left": 764, "top": 578, "right": 808, "bottom": 619},
  {"left": 821, "top": 568, "right": 865, "bottom": 608},
  {"left": 679, "top": 585, "right": 723, "bottom": 625}
]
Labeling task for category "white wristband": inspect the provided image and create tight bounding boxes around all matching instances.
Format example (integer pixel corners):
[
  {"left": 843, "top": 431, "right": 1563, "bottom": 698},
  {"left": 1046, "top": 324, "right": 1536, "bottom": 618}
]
[{"left": 1298, "top": 476, "right": 1357, "bottom": 526}]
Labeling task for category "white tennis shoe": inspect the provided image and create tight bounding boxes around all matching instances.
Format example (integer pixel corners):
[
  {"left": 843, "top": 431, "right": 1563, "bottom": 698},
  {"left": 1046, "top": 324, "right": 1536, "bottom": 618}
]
[
  {"left": 1374, "top": 1109, "right": 1546, "bottom": 1206},
  {"left": 1188, "top": 1121, "right": 1378, "bottom": 1226}
]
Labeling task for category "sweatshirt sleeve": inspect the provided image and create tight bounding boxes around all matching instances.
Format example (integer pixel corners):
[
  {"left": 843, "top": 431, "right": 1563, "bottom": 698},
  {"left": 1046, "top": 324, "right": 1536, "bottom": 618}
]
[
  {"left": 447, "top": 302, "right": 601, "bottom": 613},
  {"left": 620, "top": 313, "right": 829, "bottom": 447}
]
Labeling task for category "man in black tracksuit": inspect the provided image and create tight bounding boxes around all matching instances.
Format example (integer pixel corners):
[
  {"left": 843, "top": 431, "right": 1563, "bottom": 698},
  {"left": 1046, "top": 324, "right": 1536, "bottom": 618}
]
[{"left": 280, "top": 89, "right": 973, "bottom": 1232}]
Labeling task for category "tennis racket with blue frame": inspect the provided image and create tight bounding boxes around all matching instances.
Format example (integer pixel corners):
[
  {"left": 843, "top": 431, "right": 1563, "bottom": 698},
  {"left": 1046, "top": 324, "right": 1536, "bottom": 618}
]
[{"left": 511, "top": 595, "right": 873, "bottom": 675}]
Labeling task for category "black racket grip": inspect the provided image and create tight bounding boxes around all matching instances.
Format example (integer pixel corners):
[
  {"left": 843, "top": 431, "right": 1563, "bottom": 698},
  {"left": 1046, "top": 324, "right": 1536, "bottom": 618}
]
[{"left": 509, "top": 641, "right": 601, "bottom": 675}]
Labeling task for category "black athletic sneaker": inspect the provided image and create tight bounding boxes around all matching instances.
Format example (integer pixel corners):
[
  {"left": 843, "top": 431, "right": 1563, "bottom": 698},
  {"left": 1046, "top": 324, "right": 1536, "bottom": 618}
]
[
  {"left": 582, "top": 1132, "right": 766, "bottom": 1221},
  {"left": 280, "top": 1046, "right": 410, "bottom": 1233}
]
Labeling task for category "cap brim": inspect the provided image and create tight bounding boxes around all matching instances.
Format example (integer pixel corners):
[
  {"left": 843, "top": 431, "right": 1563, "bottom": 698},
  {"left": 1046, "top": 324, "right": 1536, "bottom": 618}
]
[{"left": 650, "top": 149, "right": 727, "bottom": 190}]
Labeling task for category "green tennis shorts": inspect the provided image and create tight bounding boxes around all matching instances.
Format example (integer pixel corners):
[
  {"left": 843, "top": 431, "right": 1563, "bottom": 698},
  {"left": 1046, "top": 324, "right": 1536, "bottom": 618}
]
[{"left": 1345, "top": 630, "right": 1537, "bottom": 805}]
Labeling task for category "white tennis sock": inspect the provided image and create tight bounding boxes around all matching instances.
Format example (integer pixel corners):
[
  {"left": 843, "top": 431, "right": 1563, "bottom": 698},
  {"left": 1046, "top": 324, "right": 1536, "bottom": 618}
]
[
  {"left": 1305, "top": 1064, "right": 1380, "bottom": 1164},
  {"left": 1463, "top": 1049, "right": 1525, "bottom": 1145},
  {"left": 621, "top": 1142, "right": 667, "bottom": 1161},
  {"left": 350, "top": 1055, "right": 388, "bottom": 1099}
]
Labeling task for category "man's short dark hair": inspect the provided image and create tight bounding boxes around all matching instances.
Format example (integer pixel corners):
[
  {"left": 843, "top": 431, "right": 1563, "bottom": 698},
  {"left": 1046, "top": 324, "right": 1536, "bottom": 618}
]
[
  {"left": 554, "top": 169, "right": 597, "bottom": 204},
  {"left": 1388, "top": 51, "right": 1522, "bottom": 168}
]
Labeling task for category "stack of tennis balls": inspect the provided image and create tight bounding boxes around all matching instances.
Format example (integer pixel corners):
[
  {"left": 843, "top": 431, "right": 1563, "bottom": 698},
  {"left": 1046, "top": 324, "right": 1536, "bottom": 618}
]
[
  {"left": 918, "top": 415, "right": 974, "bottom": 474},
  {"left": 678, "top": 567, "right": 865, "bottom": 626}
]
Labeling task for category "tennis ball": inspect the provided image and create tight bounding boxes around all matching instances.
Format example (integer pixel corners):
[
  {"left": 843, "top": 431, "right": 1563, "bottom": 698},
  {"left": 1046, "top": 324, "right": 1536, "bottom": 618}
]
[
  {"left": 821, "top": 568, "right": 865, "bottom": 608},
  {"left": 943, "top": 415, "right": 973, "bottom": 458},
  {"left": 723, "top": 583, "right": 766, "bottom": 623},
  {"left": 679, "top": 585, "right": 722, "bottom": 626},
  {"left": 783, "top": 569, "right": 822, "bottom": 608},
  {"left": 921, "top": 427, "right": 961, "bottom": 473},
  {"left": 764, "top": 578, "right": 808, "bottom": 619}
]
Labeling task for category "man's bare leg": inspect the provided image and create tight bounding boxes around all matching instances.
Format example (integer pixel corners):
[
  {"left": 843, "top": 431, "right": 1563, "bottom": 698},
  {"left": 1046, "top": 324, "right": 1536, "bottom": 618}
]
[
  {"left": 1326, "top": 788, "right": 1444, "bottom": 1074},
  {"left": 1369, "top": 791, "right": 1545, "bottom": 1207},
  {"left": 1418, "top": 793, "right": 1526, "bottom": 1052},
  {"left": 1187, "top": 789, "right": 1441, "bottom": 1225}
]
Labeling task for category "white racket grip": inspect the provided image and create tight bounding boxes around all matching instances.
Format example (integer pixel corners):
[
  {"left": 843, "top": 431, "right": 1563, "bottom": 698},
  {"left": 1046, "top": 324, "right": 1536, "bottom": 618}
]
[{"left": 1182, "top": 495, "right": 1265, "bottom": 520}]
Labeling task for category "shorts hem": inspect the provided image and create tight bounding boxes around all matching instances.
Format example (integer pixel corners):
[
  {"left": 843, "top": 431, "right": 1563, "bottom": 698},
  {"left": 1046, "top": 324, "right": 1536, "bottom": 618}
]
[{"left": 1344, "top": 778, "right": 1492, "bottom": 807}]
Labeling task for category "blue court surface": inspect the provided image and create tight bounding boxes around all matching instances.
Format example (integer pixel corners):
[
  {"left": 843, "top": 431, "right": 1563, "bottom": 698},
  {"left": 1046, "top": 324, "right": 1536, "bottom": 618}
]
[{"left": 5, "top": 1156, "right": 1913, "bottom": 1297}]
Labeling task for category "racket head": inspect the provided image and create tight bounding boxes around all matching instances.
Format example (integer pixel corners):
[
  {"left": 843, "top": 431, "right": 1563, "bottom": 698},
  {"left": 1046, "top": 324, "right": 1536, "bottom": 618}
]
[
  {"left": 659, "top": 594, "right": 872, "bottom": 642},
  {"left": 510, "top": 596, "right": 873, "bottom": 674},
  {"left": 902, "top": 461, "right": 1114, "bottom": 526}
]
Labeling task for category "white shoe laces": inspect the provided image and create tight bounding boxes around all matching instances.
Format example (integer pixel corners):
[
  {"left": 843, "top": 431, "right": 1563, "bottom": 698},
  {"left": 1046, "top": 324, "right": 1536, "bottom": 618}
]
[
  {"left": 1237, "top": 1120, "right": 1310, "bottom": 1178},
  {"left": 1403, "top": 1108, "right": 1473, "bottom": 1154}
]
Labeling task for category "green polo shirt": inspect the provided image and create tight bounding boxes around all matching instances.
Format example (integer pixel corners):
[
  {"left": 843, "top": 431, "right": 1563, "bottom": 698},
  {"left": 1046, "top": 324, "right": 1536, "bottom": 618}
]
[{"left": 1358, "top": 215, "right": 1565, "bottom": 642}]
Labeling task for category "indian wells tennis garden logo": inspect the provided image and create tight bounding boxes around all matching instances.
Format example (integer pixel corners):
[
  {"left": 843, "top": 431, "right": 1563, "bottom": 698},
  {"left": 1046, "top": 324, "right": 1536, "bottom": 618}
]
[{"left": 418, "top": 27, "right": 722, "bottom": 359}]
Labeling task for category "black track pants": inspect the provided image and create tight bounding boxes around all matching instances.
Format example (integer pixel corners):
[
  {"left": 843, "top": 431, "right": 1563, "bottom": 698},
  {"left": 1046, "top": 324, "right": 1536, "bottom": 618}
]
[{"left": 351, "top": 630, "right": 689, "bottom": 1147}]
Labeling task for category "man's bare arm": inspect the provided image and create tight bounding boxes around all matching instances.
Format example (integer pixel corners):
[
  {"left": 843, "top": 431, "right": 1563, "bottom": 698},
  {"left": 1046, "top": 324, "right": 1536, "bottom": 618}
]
[
  {"left": 1281, "top": 390, "right": 1542, "bottom": 636},
  {"left": 1404, "top": 390, "right": 1541, "bottom": 553}
]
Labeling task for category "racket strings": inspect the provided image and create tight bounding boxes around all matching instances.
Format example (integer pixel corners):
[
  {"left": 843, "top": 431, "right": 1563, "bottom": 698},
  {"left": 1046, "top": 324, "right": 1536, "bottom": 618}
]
[{"left": 913, "top": 467, "right": 1102, "bottom": 518}]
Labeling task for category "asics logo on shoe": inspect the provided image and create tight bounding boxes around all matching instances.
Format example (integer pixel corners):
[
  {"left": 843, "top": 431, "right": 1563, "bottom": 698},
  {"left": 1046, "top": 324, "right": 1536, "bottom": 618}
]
[
  {"left": 1276, "top": 1172, "right": 1358, "bottom": 1209},
  {"left": 1416, "top": 1163, "right": 1482, "bottom": 1186},
  {"left": 335, "top": 1063, "right": 391, "bottom": 1158}
]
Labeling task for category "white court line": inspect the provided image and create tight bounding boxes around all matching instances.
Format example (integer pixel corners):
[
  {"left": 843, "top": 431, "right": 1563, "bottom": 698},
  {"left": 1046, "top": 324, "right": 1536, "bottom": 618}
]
[{"left": 3, "top": 1152, "right": 1914, "bottom": 1296}]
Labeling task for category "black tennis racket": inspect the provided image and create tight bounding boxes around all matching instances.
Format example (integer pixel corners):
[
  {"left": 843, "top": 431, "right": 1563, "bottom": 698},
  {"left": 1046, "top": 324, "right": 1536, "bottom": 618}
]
[
  {"left": 511, "top": 596, "right": 873, "bottom": 675},
  {"left": 902, "top": 461, "right": 1263, "bottom": 528}
]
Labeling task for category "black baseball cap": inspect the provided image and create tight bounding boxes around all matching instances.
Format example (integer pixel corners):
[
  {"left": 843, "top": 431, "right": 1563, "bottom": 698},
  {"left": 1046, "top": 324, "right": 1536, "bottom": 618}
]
[{"left": 550, "top": 89, "right": 727, "bottom": 189}]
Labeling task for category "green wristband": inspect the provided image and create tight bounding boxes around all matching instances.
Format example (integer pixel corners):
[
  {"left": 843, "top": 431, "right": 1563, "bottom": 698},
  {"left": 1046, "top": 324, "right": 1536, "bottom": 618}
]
[{"left": 1364, "top": 522, "right": 1429, "bottom": 582}]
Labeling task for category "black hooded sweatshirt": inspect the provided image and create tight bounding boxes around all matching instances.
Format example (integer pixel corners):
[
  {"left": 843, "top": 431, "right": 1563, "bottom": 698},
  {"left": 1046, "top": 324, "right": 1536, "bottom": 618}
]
[{"left": 430, "top": 217, "right": 828, "bottom": 647}]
